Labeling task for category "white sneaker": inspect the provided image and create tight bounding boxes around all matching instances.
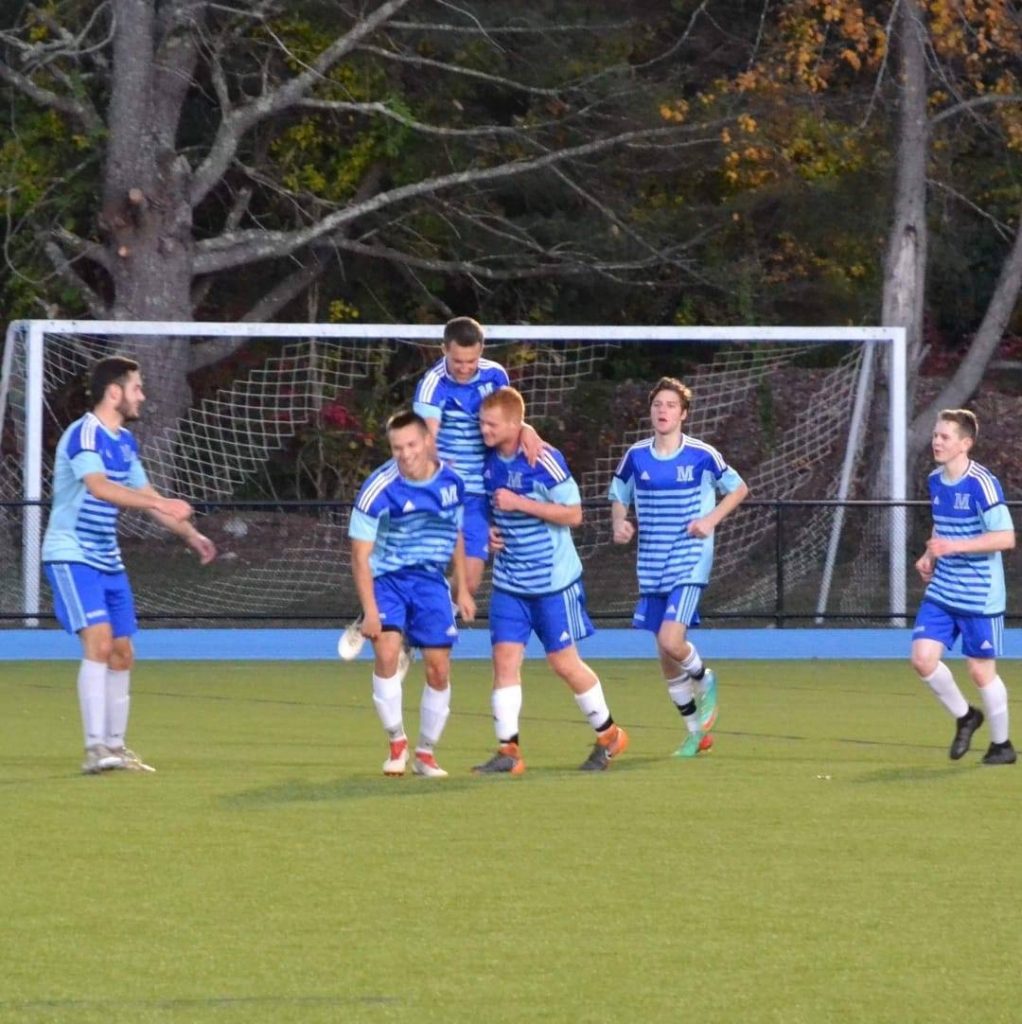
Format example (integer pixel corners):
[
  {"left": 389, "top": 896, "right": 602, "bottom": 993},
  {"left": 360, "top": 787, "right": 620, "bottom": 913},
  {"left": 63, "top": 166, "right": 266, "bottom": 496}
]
[
  {"left": 81, "top": 743, "right": 123, "bottom": 775},
  {"left": 383, "top": 738, "right": 409, "bottom": 776},
  {"left": 109, "top": 746, "right": 156, "bottom": 772},
  {"left": 337, "top": 614, "right": 366, "bottom": 660},
  {"left": 412, "top": 751, "right": 449, "bottom": 778}
]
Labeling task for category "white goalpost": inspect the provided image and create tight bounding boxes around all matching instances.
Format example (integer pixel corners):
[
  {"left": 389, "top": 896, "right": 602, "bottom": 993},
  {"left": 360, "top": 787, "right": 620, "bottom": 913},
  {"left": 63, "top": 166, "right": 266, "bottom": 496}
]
[{"left": 1, "top": 320, "right": 907, "bottom": 627}]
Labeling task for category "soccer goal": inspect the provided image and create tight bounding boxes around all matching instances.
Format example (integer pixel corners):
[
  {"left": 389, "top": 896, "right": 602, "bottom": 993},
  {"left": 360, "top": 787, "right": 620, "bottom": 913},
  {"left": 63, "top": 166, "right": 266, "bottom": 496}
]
[{"left": 0, "top": 320, "right": 907, "bottom": 626}]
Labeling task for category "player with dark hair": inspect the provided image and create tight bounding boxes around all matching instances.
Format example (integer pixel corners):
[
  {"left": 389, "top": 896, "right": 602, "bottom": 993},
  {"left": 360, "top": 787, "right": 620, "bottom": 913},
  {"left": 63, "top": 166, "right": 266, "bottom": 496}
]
[
  {"left": 609, "top": 376, "right": 748, "bottom": 757},
  {"left": 43, "top": 356, "right": 216, "bottom": 774},
  {"left": 348, "top": 410, "right": 476, "bottom": 778},
  {"left": 473, "top": 387, "right": 628, "bottom": 774},
  {"left": 911, "top": 408, "right": 1016, "bottom": 765}
]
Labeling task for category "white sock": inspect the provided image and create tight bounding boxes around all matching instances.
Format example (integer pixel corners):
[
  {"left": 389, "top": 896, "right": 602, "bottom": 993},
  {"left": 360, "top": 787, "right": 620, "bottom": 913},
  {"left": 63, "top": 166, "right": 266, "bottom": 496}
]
[
  {"left": 922, "top": 662, "right": 969, "bottom": 719},
  {"left": 667, "top": 675, "right": 701, "bottom": 735},
  {"left": 417, "top": 683, "right": 451, "bottom": 751},
  {"left": 492, "top": 685, "right": 523, "bottom": 743},
  {"left": 979, "top": 676, "right": 1010, "bottom": 744},
  {"left": 574, "top": 680, "right": 611, "bottom": 733},
  {"left": 681, "top": 645, "right": 704, "bottom": 678},
  {"left": 77, "top": 660, "right": 107, "bottom": 749},
  {"left": 372, "top": 671, "right": 405, "bottom": 739},
  {"left": 105, "top": 669, "right": 131, "bottom": 749}
]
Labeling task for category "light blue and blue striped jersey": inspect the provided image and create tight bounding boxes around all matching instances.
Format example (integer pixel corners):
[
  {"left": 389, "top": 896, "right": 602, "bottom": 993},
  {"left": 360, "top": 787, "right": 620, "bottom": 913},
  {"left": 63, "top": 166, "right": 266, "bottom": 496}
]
[
  {"left": 924, "top": 461, "right": 1013, "bottom": 616},
  {"left": 608, "top": 435, "right": 744, "bottom": 593},
  {"left": 348, "top": 460, "right": 465, "bottom": 578},
  {"left": 483, "top": 445, "right": 582, "bottom": 596},
  {"left": 413, "top": 356, "right": 510, "bottom": 496},
  {"left": 42, "top": 412, "right": 149, "bottom": 572}
]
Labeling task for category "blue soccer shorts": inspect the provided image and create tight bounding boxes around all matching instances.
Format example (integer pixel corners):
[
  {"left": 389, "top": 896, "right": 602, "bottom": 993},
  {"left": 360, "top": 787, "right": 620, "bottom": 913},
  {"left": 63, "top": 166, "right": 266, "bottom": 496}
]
[
  {"left": 374, "top": 566, "right": 458, "bottom": 649},
  {"left": 489, "top": 579, "right": 594, "bottom": 654},
  {"left": 913, "top": 599, "right": 1004, "bottom": 659},
  {"left": 632, "top": 584, "right": 704, "bottom": 633},
  {"left": 461, "top": 493, "right": 491, "bottom": 562},
  {"left": 44, "top": 562, "right": 138, "bottom": 637}
]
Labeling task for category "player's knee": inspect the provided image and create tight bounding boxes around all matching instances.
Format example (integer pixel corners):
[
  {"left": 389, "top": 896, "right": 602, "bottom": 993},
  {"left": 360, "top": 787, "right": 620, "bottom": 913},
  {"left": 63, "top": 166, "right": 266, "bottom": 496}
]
[
  {"left": 83, "top": 632, "right": 113, "bottom": 663},
  {"left": 424, "top": 665, "right": 449, "bottom": 690},
  {"left": 910, "top": 650, "right": 938, "bottom": 677},
  {"left": 109, "top": 643, "right": 134, "bottom": 672}
]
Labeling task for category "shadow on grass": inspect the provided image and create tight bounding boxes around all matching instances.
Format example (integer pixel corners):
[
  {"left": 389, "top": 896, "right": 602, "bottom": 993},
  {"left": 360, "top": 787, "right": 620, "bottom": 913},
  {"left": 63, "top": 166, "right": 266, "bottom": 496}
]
[
  {"left": 0, "top": 995, "right": 399, "bottom": 1012},
  {"left": 852, "top": 764, "right": 969, "bottom": 784}
]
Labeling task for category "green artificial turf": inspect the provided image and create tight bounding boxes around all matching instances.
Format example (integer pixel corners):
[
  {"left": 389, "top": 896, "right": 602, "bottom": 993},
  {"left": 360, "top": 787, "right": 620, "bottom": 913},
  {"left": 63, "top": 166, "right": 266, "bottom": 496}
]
[{"left": 1, "top": 657, "right": 1019, "bottom": 1024}]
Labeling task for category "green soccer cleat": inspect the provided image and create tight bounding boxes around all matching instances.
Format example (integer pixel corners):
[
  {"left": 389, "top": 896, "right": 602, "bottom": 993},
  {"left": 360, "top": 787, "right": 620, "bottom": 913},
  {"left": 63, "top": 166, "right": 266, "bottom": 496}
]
[
  {"left": 673, "top": 732, "right": 709, "bottom": 758},
  {"left": 696, "top": 668, "right": 718, "bottom": 731}
]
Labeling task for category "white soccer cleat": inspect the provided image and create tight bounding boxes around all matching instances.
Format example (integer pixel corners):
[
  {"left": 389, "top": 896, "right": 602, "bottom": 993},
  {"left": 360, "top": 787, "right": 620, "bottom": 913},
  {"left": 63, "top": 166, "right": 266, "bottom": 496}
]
[
  {"left": 109, "top": 746, "right": 156, "bottom": 772},
  {"left": 81, "top": 743, "right": 124, "bottom": 775},
  {"left": 337, "top": 614, "right": 366, "bottom": 660},
  {"left": 396, "top": 641, "right": 413, "bottom": 683},
  {"left": 383, "top": 738, "right": 409, "bottom": 776},
  {"left": 412, "top": 751, "right": 449, "bottom": 778}
]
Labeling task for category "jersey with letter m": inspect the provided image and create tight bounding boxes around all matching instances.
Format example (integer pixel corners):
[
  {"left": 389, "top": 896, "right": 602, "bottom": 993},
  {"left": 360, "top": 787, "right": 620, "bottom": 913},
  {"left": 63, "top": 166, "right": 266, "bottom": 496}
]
[
  {"left": 413, "top": 356, "right": 509, "bottom": 496},
  {"left": 609, "top": 435, "right": 744, "bottom": 593},
  {"left": 42, "top": 412, "right": 148, "bottom": 572},
  {"left": 484, "top": 445, "right": 582, "bottom": 595},
  {"left": 348, "top": 461, "right": 465, "bottom": 578},
  {"left": 925, "top": 461, "right": 1013, "bottom": 615}
]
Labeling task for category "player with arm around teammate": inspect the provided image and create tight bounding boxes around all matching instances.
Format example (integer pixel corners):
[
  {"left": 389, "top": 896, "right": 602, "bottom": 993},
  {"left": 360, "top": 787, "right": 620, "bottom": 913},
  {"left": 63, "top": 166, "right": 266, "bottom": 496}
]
[
  {"left": 910, "top": 409, "right": 1016, "bottom": 765},
  {"left": 473, "top": 387, "right": 628, "bottom": 774},
  {"left": 609, "top": 376, "right": 748, "bottom": 758},
  {"left": 42, "top": 356, "right": 217, "bottom": 775},
  {"left": 348, "top": 411, "right": 476, "bottom": 778}
]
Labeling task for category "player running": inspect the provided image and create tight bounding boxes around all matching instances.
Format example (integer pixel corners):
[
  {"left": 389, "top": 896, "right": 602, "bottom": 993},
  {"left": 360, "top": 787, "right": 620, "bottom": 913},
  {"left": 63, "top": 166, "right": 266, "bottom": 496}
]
[
  {"left": 348, "top": 410, "right": 476, "bottom": 778},
  {"left": 473, "top": 387, "right": 628, "bottom": 774},
  {"left": 609, "top": 376, "right": 748, "bottom": 757},
  {"left": 910, "top": 409, "right": 1016, "bottom": 765}
]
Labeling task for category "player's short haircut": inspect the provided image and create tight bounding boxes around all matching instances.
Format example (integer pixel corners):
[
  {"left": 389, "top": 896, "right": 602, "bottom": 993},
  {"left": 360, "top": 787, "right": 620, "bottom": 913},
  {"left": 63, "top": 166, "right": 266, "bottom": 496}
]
[
  {"left": 386, "top": 409, "right": 429, "bottom": 435},
  {"left": 938, "top": 408, "right": 979, "bottom": 443},
  {"left": 481, "top": 386, "right": 525, "bottom": 422},
  {"left": 648, "top": 376, "right": 692, "bottom": 413},
  {"left": 89, "top": 356, "right": 140, "bottom": 405},
  {"left": 443, "top": 316, "right": 485, "bottom": 348}
]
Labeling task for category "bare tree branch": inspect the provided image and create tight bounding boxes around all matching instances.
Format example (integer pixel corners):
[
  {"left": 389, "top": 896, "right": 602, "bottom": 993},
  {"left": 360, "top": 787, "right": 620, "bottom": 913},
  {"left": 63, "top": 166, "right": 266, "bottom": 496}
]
[
  {"left": 0, "top": 57, "right": 104, "bottom": 136},
  {"left": 930, "top": 93, "right": 1022, "bottom": 127},
  {"left": 43, "top": 241, "right": 109, "bottom": 318}
]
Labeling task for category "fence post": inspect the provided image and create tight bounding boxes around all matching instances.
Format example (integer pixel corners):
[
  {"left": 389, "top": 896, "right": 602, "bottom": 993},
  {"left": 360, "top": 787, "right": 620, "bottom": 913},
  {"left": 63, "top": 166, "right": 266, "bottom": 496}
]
[{"left": 774, "top": 501, "right": 785, "bottom": 628}]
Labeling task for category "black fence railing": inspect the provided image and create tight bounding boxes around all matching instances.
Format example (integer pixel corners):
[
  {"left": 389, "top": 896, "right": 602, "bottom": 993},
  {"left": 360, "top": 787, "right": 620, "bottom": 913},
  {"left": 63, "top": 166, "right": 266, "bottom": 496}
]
[{"left": 3, "top": 499, "right": 1022, "bottom": 627}]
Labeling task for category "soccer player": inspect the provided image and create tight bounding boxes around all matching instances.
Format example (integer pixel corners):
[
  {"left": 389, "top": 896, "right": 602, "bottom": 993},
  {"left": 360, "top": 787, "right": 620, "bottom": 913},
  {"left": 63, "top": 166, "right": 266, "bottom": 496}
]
[
  {"left": 609, "top": 376, "right": 748, "bottom": 757},
  {"left": 42, "top": 356, "right": 217, "bottom": 775},
  {"left": 349, "top": 410, "right": 476, "bottom": 778},
  {"left": 910, "top": 409, "right": 1016, "bottom": 765},
  {"left": 413, "top": 316, "right": 542, "bottom": 598},
  {"left": 473, "top": 387, "right": 628, "bottom": 774}
]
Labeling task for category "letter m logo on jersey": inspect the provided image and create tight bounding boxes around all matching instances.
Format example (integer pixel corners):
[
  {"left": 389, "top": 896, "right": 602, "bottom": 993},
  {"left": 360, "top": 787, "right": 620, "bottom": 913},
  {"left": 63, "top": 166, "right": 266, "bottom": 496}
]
[
  {"left": 954, "top": 493, "right": 970, "bottom": 511},
  {"left": 676, "top": 465, "right": 694, "bottom": 483},
  {"left": 440, "top": 485, "right": 459, "bottom": 507},
  {"left": 478, "top": 382, "right": 495, "bottom": 397}
]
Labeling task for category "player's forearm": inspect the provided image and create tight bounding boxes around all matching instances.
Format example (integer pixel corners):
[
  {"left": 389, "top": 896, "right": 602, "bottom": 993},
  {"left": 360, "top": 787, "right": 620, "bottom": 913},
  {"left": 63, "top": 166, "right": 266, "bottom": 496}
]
[
  {"left": 611, "top": 501, "right": 630, "bottom": 527},
  {"left": 147, "top": 506, "right": 200, "bottom": 541},
  {"left": 706, "top": 482, "right": 749, "bottom": 528},
  {"left": 451, "top": 533, "right": 469, "bottom": 597},
  {"left": 84, "top": 476, "right": 161, "bottom": 511},
  {"left": 515, "top": 496, "right": 582, "bottom": 526},
  {"left": 351, "top": 547, "right": 378, "bottom": 617},
  {"left": 945, "top": 530, "right": 1016, "bottom": 555}
]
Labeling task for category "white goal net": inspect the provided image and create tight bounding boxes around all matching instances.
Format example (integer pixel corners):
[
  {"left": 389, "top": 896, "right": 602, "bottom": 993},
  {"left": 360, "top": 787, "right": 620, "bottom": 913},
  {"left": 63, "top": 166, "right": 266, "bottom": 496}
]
[{"left": 1, "top": 321, "right": 907, "bottom": 626}]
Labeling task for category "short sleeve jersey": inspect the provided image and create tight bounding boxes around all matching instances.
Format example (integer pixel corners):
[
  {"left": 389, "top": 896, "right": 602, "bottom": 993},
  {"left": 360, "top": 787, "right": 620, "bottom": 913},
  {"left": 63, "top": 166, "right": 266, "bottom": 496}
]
[
  {"left": 608, "top": 435, "right": 744, "bottom": 593},
  {"left": 413, "top": 356, "right": 510, "bottom": 496},
  {"left": 42, "top": 412, "right": 149, "bottom": 572},
  {"left": 348, "top": 460, "right": 466, "bottom": 578},
  {"left": 925, "top": 461, "right": 1013, "bottom": 616},
  {"left": 483, "top": 445, "right": 582, "bottom": 596}
]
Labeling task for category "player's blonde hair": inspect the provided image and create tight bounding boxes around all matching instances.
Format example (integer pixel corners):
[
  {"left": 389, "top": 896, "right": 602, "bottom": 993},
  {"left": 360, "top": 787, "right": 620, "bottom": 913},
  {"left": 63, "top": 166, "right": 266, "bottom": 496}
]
[
  {"left": 938, "top": 408, "right": 978, "bottom": 443},
  {"left": 480, "top": 385, "right": 525, "bottom": 422},
  {"left": 648, "top": 376, "right": 692, "bottom": 413}
]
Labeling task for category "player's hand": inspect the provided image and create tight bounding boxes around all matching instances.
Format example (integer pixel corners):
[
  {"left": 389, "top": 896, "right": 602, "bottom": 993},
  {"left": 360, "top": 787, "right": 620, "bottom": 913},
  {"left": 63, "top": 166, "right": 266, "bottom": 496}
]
[
  {"left": 488, "top": 525, "right": 505, "bottom": 551},
  {"left": 925, "top": 537, "right": 958, "bottom": 558},
  {"left": 188, "top": 531, "right": 217, "bottom": 565},
  {"left": 687, "top": 517, "right": 714, "bottom": 539},
  {"left": 915, "top": 552, "right": 936, "bottom": 582},
  {"left": 360, "top": 612, "right": 383, "bottom": 640},
  {"left": 157, "top": 497, "right": 193, "bottom": 522},
  {"left": 612, "top": 519, "right": 635, "bottom": 544},
  {"left": 519, "top": 423, "right": 543, "bottom": 467},
  {"left": 457, "top": 592, "right": 477, "bottom": 623},
  {"left": 492, "top": 488, "right": 521, "bottom": 512}
]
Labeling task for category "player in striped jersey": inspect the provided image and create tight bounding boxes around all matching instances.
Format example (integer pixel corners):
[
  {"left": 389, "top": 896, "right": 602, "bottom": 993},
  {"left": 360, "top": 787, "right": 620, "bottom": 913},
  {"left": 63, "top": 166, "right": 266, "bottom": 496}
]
[
  {"left": 609, "top": 377, "right": 748, "bottom": 757},
  {"left": 349, "top": 411, "right": 476, "bottom": 778},
  {"left": 413, "top": 316, "right": 542, "bottom": 598},
  {"left": 911, "top": 409, "right": 1016, "bottom": 765},
  {"left": 42, "top": 357, "right": 216, "bottom": 775},
  {"left": 473, "top": 387, "right": 628, "bottom": 774}
]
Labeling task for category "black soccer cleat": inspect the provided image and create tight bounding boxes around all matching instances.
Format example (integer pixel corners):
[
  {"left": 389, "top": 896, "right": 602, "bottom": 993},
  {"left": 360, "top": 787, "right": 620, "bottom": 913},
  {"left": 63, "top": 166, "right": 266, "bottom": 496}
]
[
  {"left": 949, "top": 706, "right": 984, "bottom": 760},
  {"left": 981, "top": 740, "right": 1017, "bottom": 766}
]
